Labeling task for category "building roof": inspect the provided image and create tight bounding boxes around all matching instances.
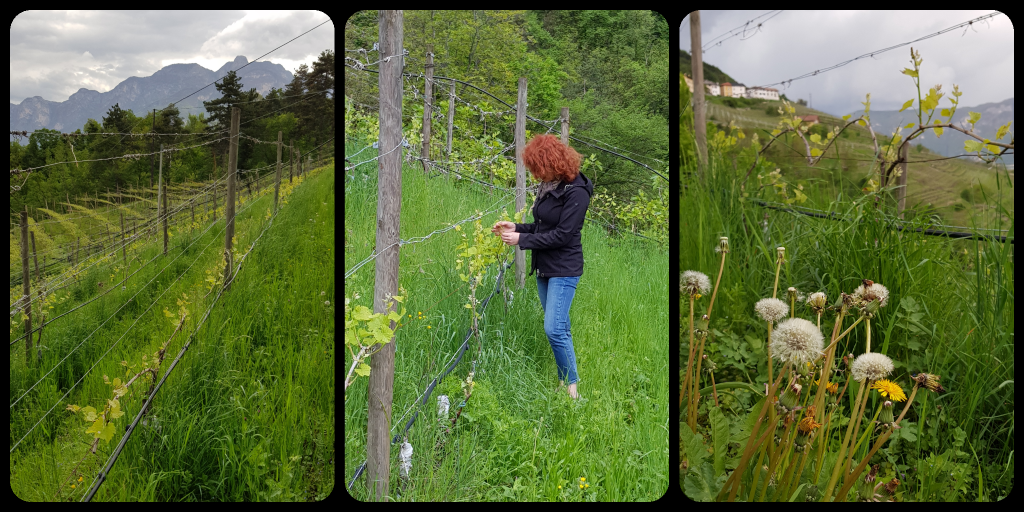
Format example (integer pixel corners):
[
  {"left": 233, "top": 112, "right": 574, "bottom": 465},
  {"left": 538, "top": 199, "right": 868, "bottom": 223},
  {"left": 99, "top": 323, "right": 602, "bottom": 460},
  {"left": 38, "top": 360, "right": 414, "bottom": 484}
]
[{"left": 800, "top": 115, "right": 820, "bottom": 122}]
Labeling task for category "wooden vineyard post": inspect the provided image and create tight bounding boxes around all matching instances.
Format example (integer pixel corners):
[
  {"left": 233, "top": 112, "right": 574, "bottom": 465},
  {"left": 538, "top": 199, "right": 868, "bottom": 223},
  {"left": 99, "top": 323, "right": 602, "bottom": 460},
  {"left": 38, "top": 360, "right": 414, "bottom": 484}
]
[
  {"left": 159, "top": 144, "right": 167, "bottom": 255},
  {"left": 897, "top": 141, "right": 909, "bottom": 219},
  {"left": 121, "top": 212, "right": 127, "bottom": 267},
  {"left": 446, "top": 80, "right": 455, "bottom": 157},
  {"left": 31, "top": 231, "right": 40, "bottom": 282},
  {"left": 690, "top": 11, "right": 708, "bottom": 176},
  {"left": 275, "top": 131, "right": 283, "bottom": 211},
  {"left": 224, "top": 106, "right": 240, "bottom": 292},
  {"left": 514, "top": 76, "right": 528, "bottom": 289},
  {"left": 289, "top": 144, "right": 294, "bottom": 184},
  {"left": 560, "top": 107, "right": 570, "bottom": 145},
  {"left": 421, "top": 44, "right": 433, "bottom": 174},
  {"left": 367, "top": 9, "right": 403, "bottom": 501},
  {"left": 21, "top": 207, "right": 32, "bottom": 363}
]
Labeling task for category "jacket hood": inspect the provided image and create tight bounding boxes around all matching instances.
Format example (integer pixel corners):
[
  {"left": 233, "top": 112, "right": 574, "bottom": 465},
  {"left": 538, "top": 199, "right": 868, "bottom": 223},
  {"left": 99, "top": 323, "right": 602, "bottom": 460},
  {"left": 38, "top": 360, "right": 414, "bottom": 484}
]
[{"left": 566, "top": 171, "right": 594, "bottom": 198}]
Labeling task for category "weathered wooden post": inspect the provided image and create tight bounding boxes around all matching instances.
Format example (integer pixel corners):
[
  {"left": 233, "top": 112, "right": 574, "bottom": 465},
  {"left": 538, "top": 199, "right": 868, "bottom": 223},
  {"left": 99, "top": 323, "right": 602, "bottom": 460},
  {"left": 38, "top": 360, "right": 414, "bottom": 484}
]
[
  {"left": 224, "top": 106, "right": 240, "bottom": 291},
  {"left": 560, "top": 107, "right": 570, "bottom": 145},
  {"left": 21, "top": 206, "right": 32, "bottom": 363},
  {"left": 367, "top": 9, "right": 403, "bottom": 501},
  {"left": 514, "top": 76, "right": 528, "bottom": 289},
  {"left": 275, "top": 131, "right": 283, "bottom": 211},
  {"left": 421, "top": 44, "right": 434, "bottom": 174},
  {"left": 897, "top": 141, "right": 909, "bottom": 220}
]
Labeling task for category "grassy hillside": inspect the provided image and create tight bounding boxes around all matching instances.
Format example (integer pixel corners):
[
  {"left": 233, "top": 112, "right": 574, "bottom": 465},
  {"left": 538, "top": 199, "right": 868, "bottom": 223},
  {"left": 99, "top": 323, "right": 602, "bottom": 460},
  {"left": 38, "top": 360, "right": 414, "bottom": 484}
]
[
  {"left": 702, "top": 96, "right": 1013, "bottom": 228},
  {"left": 344, "top": 143, "right": 668, "bottom": 501},
  {"left": 10, "top": 162, "right": 336, "bottom": 501}
]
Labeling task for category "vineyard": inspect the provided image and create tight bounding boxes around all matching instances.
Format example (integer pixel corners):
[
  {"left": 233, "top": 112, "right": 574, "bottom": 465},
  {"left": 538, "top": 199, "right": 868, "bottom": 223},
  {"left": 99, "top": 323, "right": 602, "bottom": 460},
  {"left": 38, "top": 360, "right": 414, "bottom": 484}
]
[
  {"left": 10, "top": 21, "right": 336, "bottom": 501},
  {"left": 345, "top": 10, "right": 669, "bottom": 501}
]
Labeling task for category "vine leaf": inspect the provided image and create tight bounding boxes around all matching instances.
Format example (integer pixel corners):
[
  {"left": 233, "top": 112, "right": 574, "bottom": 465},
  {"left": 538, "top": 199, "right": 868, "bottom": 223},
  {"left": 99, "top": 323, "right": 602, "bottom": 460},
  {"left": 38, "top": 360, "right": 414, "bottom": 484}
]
[{"left": 82, "top": 406, "right": 98, "bottom": 422}]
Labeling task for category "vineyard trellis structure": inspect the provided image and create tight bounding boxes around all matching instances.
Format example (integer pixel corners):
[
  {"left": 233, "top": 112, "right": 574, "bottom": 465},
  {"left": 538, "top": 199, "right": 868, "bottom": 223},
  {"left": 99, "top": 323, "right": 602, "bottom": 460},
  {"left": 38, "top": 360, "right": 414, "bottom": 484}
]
[
  {"left": 10, "top": 108, "right": 335, "bottom": 502},
  {"left": 345, "top": 11, "right": 667, "bottom": 500}
]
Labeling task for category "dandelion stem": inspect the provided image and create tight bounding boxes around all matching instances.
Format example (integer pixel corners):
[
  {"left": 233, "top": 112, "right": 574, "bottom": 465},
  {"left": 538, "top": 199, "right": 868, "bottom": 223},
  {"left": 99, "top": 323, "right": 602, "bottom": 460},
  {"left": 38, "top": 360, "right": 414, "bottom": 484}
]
[
  {"left": 681, "top": 295, "right": 695, "bottom": 410},
  {"left": 766, "top": 321, "right": 774, "bottom": 396},
  {"left": 819, "top": 315, "right": 863, "bottom": 355},
  {"left": 865, "top": 317, "right": 872, "bottom": 354},
  {"left": 721, "top": 362, "right": 792, "bottom": 501},
  {"left": 834, "top": 384, "right": 920, "bottom": 501},
  {"left": 690, "top": 332, "right": 709, "bottom": 430},
  {"left": 822, "top": 378, "right": 871, "bottom": 501},
  {"left": 707, "top": 248, "right": 727, "bottom": 320}
]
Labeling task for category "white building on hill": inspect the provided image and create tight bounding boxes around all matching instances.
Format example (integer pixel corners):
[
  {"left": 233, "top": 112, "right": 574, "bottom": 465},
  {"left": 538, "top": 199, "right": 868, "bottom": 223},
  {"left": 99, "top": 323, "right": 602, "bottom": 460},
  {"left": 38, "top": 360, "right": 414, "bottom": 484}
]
[
  {"left": 745, "top": 86, "right": 780, "bottom": 101},
  {"left": 730, "top": 83, "right": 746, "bottom": 98}
]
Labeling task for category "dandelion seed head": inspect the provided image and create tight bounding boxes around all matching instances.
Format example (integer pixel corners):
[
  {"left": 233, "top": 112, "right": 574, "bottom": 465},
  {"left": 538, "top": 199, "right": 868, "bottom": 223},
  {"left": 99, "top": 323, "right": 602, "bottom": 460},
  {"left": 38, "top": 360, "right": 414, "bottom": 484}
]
[
  {"left": 771, "top": 317, "right": 823, "bottom": 366},
  {"left": 853, "top": 280, "right": 889, "bottom": 309},
  {"left": 754, "top": 297, "right": 789, "bottom": 322},
  {"left": 680, "top": 270, "right": 711, "bottom": 297},
  {"left": 806, "top": 291, "right": 828, "bottom": 311},
  {"left": 851, "top": 352, "right": 894, "bottom": 382}
]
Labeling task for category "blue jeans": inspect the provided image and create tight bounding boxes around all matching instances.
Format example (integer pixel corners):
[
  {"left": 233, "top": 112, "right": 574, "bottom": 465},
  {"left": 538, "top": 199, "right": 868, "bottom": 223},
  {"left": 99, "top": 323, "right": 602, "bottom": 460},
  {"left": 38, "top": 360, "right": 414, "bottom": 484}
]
[{"left": 536, "top": 275, "right": 581, "bottom": 385}]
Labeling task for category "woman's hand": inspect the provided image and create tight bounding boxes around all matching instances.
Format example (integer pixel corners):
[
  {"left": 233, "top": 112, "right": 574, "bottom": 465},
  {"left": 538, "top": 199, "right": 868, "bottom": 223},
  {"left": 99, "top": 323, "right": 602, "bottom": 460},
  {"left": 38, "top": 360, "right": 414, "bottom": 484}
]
[
  {"left": 491, "top": 221, "right": 515, "bottom": 236},
  {"left": 500, "top": 231, "right": 520, "bottom": 246}
]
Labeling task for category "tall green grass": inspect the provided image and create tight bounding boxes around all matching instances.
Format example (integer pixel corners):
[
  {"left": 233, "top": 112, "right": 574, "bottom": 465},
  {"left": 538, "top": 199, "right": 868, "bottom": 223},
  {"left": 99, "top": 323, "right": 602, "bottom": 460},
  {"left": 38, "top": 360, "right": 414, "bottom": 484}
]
[
  {"left": 10, "top": 163, "right": 336, "bottom": 501},
  {"left": 345, "top": 144, "right": 668, "bottom": 501},
  {"left": 680, "top": 149, "right": 1014, "bottom": 501}
]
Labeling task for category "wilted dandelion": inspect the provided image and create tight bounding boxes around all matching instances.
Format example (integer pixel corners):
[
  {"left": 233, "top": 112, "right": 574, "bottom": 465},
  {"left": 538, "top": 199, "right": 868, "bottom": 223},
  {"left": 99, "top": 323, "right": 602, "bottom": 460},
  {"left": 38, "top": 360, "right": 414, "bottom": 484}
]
[
  {"left": 770, "top": 317, "right": 823, "bottom": 366},
  {"left": 852, "top": 279, "right": 889, "bottom": 316},
  {"left": 754, "top": 297, "right": 788, "bottom": 322},
  {"left": 851, "top": 352, "right": 894, "bottom": 382},
  {"left": 680, "top": 270, "right": 711, "bottom": 297}
]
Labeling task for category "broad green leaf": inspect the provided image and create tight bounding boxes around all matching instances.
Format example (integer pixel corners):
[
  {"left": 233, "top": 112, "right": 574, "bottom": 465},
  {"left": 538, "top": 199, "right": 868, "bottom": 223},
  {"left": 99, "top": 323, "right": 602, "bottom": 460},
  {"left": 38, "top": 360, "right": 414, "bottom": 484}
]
[
  {"left": 899, "top": 99, "right": 914, "bottom": 112},
  {"left": 940, "top": 108, "right": 951, "bottom": 117},
  {"left": 82, "top": 406, "right": 98, "bottom": 422},
  {"left": 842, "top": 114, "right": 851, "bottom": 121},
  {"left": 809, "top": 134, "right": 821, "bottom": 144},
  {"left": 968, "top": 111, "right": 981, "bottom": 127},
  {"left": 387, "top": 311, "right": 402, "bottom": 323},
  {"left": 112, "top": 378, "right": 122, "bottom": 388},
  {"left": 683, "top": 462, "right": 726, "bottom": 502},
  {"left": 109, "top": 399, "right": 124, "bottom": 419},
  {"left": 810, "top": 148, "right": 822, "bottom": 158},
  {"left": 964, "top": 140, "right": 984, "bottom": 153},
  {"left": 681, "top": 423, "right": 709, "bottom": 467},
  {"left": 392, "top": 294, "right": 404, "bottom": 303},
  {"left": 857, "top": 119, "right": 866, "bottom": 127},
  {"left": 66, "top": 404, "right": 81, "bottom": 413},
  {"left": 986, "top": 144, "right": 1000, "bottom": 154},
  {"left": 933, "top": 127, "right": 943, "bottom": 138},
  {"left": 113, "top": 384, "right": 128, "bottom": 398},
  {"left": 904, "top": 122, "right": 916, "bottom": 129},
  {"left": 354, "top": 362, "right": 371, "bottom": 377},
  {"left": 99, "top": 422, "right": 116, "bottom": 442},
  {"left": 995, "top": 122, "right": 1011, "bottom": 140},
  {"left": 86, "top": 418, "right": 105, "bottom": 436},
  {"left": 352, "top": 305, "right": 373, "bottom": 321},
  {"left": 709, "top": 407, "right": 730, "bottom": 477},
  {"left": 900, "top": 68, "right": 918, "bottom": 78},
  {"left": 771, "top": 129, "right": 781, "bottom": 136}
]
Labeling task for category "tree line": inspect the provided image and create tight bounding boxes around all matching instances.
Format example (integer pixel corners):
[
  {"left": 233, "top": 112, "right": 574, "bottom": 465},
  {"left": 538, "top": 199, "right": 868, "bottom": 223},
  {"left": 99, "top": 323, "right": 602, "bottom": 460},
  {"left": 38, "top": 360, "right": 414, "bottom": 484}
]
[{"left": 10, "top": 49, "right": 334, "bottom": 215}]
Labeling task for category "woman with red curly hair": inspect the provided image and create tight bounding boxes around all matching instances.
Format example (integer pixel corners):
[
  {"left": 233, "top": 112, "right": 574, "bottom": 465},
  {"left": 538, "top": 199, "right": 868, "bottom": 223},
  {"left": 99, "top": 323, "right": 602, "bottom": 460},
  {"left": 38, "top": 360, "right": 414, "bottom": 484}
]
[{"left": 491, "top": 134, "right": 593, "bottom": 399}]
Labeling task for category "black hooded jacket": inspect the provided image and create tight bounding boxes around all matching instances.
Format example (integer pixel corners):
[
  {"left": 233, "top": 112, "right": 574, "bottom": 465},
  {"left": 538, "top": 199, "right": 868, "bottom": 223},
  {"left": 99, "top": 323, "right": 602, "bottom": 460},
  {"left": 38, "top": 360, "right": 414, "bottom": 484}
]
[{"left": 514, "top": 172, "right": 593, "bottom": 277}]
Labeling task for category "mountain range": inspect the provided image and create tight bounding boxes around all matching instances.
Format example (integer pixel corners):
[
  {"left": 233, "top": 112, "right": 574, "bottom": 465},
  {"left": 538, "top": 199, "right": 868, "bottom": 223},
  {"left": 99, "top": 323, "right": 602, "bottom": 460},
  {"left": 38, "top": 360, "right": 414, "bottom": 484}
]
[
  {"left": 10, "top": 56, "right": 293, "bottom": 137},
  {"left": 846, "top": 97, "right": 1014, "bottom": 166}
]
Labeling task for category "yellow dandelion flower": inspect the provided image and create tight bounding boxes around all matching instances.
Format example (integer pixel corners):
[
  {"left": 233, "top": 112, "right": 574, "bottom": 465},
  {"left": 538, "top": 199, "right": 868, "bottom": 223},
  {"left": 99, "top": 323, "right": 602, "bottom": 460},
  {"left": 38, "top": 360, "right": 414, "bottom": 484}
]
[
  {"left": 579, "top": 484, "right": 584, "bottom": 489},
  {"left": 585, "top": 484, "right": 589, "bottom": 488},
  {"left": 581, "top": 477, "right": 585, "bottom": 482},
  {"left": 71, "top": 484, "right": 76, "bottom": 489},
  {"left": 558, "top": 485, "right": 562, "bottom": 489},
  {"left": 871, "top": 379, "right": 907, "bottom": 402}
]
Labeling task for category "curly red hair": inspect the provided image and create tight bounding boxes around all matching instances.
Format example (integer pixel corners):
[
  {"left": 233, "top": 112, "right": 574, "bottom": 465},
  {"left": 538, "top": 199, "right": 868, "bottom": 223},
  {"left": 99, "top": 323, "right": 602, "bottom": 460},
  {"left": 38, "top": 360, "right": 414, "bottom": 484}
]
[{"left": 522, "top": 134, "right": 581, "bottom": 183}]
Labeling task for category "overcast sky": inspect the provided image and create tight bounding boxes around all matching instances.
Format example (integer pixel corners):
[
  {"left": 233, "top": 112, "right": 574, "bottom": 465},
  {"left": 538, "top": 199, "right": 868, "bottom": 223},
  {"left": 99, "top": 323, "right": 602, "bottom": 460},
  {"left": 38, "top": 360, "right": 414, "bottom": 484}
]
[
  {"left": 10, "top": 10, "right": 334, "bottom": 105},
  {"left": 679, "top": 10, "right": 1013, "bottom": 116}
]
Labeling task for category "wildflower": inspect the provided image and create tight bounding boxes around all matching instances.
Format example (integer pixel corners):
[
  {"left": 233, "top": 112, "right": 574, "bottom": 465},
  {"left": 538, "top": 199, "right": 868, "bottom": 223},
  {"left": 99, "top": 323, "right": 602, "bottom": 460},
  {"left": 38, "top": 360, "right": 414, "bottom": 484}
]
[
  {"left": 579, "top": 484, "right": 584, "bottom": 489},
  {"left": 776, "top": 382, "right": 803, "bottom": 415},
  {"left": 871, "top": 379, "right": 907, "bottom": 402},
  {"left": 770, "top": 317, "right": 823, "bottom": 366},
  {"left": 71, "top": 484, "right": 76, "bottom": 489},
  {"left": 851, "top": 352, "right": 894, "bottom": 382},
  {"left": 680, "top": 270, "right": 711, "bottom": 297},
  {"left": 912, "top": 372, "right": 946, "bottom": 393},
  {"left": 585, "top": 484, "right": 589, "bottom": 488},
  {"left": 884, "top": 478, "right": 900, "bottom": 496},
  {"left": 806, "top": 291, "right": 828, "bottom": 313},
  {"left": 325, "top": 301, "right": 330, "bottom": 307},
  {"left": 852, "top": 279, "right": 889, "bottom": 316},
  {"left": 794, "top": 415, "right": 822, "bottom": 452},
  {"left": 714, "top": 236, "right": 730, "bottom": 254},
  {"left": 321, "top": 291, "right": 326, "bottom": 296},
  {"left": 876, "top": 400, "right": 898, "bottom": 430},
  {"left": 777, "top": 246, "right": 785, "bottom": 262},
  {"left": 558, "top": 485, "right": 562, "bottom": 489},
  {"left": 78, "top": 477, "right": 83, "bottom": 482},
  {"left": 754, "top": 297, "right": 789, "bottom": 322}
]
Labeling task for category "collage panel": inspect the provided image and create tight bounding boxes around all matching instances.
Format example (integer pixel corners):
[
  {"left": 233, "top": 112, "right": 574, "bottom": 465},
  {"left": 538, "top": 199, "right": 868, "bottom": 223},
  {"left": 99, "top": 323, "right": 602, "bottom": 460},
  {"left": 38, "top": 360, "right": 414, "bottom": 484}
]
[
  {"left": 345, "top": 10, "right": 670, "bottom": 502},
  {"left": 679, "top": 10, "right": 1013, "bottom": 503}
]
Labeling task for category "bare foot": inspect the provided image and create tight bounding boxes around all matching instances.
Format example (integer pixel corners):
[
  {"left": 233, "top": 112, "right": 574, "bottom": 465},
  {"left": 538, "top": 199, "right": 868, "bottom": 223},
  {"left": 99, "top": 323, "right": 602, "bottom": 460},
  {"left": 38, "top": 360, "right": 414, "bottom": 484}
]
[{"left": 567, "top": 383, "right": 579, "bottom": 399}]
